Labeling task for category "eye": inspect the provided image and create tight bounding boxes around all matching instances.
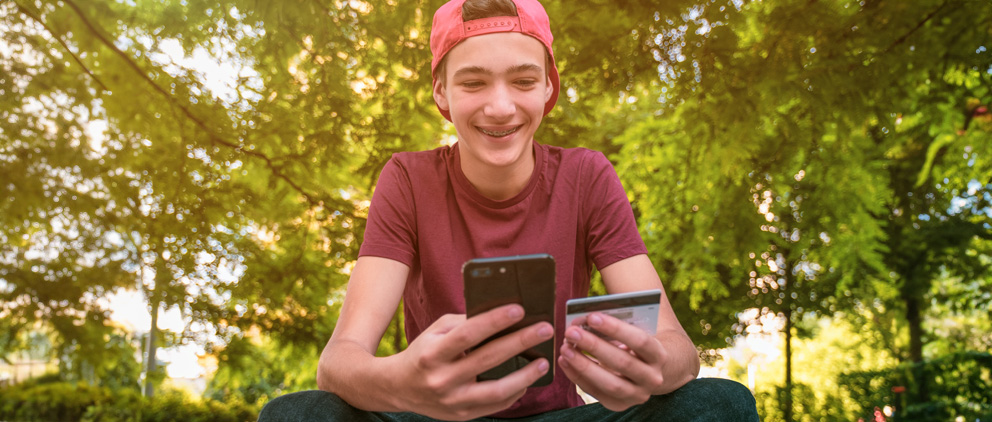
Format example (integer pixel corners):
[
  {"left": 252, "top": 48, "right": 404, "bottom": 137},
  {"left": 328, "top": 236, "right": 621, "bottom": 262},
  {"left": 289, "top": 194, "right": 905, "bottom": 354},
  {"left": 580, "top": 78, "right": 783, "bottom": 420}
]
[
  {"left": 515, "top": 78, "right": 538, "bottom": 88},
  {"left": 460, "top": 80, "right": 485, "bottom": 89}
]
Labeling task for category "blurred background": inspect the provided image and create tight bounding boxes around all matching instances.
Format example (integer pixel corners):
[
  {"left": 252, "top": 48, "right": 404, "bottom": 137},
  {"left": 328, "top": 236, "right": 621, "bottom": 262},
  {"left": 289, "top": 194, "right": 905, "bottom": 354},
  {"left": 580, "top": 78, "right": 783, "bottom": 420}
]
[{"left": 1, "top": 0, "right": 990, "bottom": 421}]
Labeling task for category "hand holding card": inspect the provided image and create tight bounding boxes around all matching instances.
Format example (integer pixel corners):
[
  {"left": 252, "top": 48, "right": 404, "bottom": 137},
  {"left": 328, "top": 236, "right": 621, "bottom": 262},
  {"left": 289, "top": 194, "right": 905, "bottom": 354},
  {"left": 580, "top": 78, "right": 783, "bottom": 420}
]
[{"left": 565, "top": 289, "right": 661, "bottom": 342}]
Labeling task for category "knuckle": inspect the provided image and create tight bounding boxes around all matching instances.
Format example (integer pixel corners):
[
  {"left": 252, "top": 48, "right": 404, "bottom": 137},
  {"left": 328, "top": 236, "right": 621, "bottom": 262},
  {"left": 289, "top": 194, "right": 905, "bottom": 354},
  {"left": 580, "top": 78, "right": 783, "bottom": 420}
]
[
  {"left": 631, "top": 334, "right": 657, "bottom": 352},
  {"left": 416, "top": 349, "right": 439, "bottom": 369},
  {"left": 436, "top": 394, "right": 459, "bottom": 409},
  {"left": 613, "top": 355, "right": 638, "bottom": 374},
  {"left": 603, "top": 381, "right": 628, "bottom": 398},
  {"left": 423, "top": 374, "right": 450, "bottom": 393},
  {"left": 646, "top": 372, "right": 665, "bottom": 390}
]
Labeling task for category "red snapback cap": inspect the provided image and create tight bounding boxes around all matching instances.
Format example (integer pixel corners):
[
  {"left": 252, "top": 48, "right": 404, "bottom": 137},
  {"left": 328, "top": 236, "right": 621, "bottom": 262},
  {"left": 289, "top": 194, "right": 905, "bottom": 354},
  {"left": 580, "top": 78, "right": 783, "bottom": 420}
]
[{"left": 429, "top": 0, "right": 560, "bottom": 121}]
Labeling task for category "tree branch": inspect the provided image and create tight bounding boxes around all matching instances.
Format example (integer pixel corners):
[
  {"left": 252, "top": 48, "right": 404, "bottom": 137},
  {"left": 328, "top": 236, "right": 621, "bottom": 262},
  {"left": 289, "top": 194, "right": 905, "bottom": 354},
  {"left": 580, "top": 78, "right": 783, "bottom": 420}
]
[
  {"left": 883, "top": 1, "right": 948, "bottom": 54},
  {"left": 59, "top": 0, "right": 360, "bottom": 219},
  {"left": 14, "top": 1, "right": 110, "bottom": 92}
]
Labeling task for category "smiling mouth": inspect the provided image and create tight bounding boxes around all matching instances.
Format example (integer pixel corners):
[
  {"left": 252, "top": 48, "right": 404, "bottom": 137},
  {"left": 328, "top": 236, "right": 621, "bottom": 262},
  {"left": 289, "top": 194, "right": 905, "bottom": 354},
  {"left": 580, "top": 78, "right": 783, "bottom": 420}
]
[{"left": 479, "top": 126, "right": 521, "bottom": 137}]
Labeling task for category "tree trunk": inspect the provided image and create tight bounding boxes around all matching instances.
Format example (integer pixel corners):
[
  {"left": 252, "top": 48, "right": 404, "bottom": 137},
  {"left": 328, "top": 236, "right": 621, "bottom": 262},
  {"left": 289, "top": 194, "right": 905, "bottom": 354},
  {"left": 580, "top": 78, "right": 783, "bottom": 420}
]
[
  {"left": 783, "top": 307, "right": 794, "bottom": 422},
  {"left": 904, "top": 292, "right": 929, "bottom": 403},
  {"left": 905, "top": 293, "right": 924, "bottom": 363},
  {"left": 144, "top": 296, "right": 159, "bottom": 398}
]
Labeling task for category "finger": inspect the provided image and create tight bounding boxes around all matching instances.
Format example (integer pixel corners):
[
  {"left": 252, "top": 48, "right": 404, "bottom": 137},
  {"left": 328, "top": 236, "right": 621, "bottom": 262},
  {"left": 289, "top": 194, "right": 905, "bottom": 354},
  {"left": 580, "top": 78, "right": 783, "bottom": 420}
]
[
  {"left": 455, "top": 321, "right": 554, "bottom": 380},
  {"left": 435, "top": 304, "right": 526, "bottom": 361},
  {"left": 583, "top": 313, "right": 664, "bottom": 365},
  {"left": 564, "top": 323, "right": 648, "bottom": 374},
  {"left": 446, "top": 358, "right": 550, "bottom": 416},
  {"left": 563, "top": 324, "right": 660, "bottom": 388},
  {"left": 558, "top": 343, "right": 645, "bottom": 410}
]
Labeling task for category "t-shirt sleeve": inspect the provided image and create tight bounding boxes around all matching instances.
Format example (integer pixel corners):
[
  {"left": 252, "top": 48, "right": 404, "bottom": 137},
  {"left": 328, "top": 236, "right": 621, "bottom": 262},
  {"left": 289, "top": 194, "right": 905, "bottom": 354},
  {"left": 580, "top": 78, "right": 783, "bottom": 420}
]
[
  {"left": 358, "top": 157, "right": 418, "bottom": 267},
  {"left": 581, "top": 151, "right": 648, "bottom": 269}
]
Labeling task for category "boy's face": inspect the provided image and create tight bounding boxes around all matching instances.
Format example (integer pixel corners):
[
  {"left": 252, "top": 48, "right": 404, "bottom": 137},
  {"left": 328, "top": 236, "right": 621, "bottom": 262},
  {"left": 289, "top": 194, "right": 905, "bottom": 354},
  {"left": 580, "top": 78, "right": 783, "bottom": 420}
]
[{"left": 433, "top": 32, "right": 553, "bottom": 172}]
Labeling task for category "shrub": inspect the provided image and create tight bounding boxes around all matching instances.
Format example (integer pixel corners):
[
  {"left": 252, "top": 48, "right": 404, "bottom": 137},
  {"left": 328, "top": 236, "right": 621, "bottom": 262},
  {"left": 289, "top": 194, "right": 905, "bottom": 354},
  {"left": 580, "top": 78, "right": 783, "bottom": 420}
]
[
  {"left": 838, "top": 351, "right": 992, "bottom": 422},
  {"left": 0, "top": 382, "right": 106, "bottom": 421},
  {"left": 0, "top": 381, "right": 260, "bottom": 422}
]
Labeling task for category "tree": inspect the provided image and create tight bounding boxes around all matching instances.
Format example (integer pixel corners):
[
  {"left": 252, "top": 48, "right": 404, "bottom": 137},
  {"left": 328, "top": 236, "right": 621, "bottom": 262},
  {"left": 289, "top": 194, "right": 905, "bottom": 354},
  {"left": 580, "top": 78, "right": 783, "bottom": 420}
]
[
  {"left": 610, "top": 0, "right": 990, "bottom": 418},
  {"left": 3, "top": 1, "right": 990, "bottom": 415}
]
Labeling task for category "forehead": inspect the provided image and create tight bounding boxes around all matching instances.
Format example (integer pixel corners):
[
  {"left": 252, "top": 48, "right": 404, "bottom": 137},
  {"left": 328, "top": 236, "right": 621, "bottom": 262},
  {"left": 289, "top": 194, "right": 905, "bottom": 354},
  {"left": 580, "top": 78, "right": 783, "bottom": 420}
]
[{"left": 443, "top": 32, "right": 547, "bottom": 77}]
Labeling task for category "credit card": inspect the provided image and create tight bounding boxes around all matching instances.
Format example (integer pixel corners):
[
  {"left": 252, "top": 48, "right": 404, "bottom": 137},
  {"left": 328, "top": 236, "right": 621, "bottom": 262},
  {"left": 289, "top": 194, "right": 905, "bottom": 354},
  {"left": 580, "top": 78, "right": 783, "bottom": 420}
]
[{"left": 565, "top": 289, "right": 661, "bottom": 341}]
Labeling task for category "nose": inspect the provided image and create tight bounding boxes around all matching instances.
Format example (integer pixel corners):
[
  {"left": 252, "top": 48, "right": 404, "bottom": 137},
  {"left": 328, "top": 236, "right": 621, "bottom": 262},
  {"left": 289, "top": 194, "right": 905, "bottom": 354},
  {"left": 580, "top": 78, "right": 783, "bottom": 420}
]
[{"left": 484, "top": 82, "right": 516, "bottom": 120}]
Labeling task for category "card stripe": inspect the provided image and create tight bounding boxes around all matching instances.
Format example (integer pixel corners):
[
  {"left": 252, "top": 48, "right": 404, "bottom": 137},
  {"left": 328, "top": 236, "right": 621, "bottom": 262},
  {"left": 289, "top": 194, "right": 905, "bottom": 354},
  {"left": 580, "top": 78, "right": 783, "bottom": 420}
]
[{"left": 565, "top": 289, "right": 661, "bottom": 314}]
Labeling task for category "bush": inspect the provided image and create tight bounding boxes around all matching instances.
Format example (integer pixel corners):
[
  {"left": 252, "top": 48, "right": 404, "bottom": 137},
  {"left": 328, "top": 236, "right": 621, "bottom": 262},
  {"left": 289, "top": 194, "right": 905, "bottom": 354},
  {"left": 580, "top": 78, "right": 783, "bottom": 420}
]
[
  {"left": 838, "top": 351, "right": 992, "bottom": 422},
  {"left": 0, "top": 381, "right": 260, "bottom": 422},
  {"left": 0, "top": 382, "right": 107, "bottom": 421},
  {"left": 754, "top": 382, "right": 849, "bottom": 422}
]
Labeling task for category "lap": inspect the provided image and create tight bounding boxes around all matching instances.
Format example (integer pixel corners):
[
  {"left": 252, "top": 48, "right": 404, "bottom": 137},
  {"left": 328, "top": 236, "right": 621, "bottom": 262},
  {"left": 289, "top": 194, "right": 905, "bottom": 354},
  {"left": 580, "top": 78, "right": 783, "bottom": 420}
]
[
  {"left": 257, "top": 378, "right": 758, "bottom": 422},
  {"left": 529, "top": 378, "right": 759, "bottom": 422}
]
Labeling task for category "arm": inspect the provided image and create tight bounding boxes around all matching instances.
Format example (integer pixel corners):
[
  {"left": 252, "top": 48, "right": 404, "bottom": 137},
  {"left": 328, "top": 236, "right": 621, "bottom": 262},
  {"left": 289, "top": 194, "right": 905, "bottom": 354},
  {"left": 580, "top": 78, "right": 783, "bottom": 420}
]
[
  {"left": 558, "top": 254, "right": 700, "bottom": 411},
  {"left": 317, "top": 256, "right": 554, "bottom": 421}
]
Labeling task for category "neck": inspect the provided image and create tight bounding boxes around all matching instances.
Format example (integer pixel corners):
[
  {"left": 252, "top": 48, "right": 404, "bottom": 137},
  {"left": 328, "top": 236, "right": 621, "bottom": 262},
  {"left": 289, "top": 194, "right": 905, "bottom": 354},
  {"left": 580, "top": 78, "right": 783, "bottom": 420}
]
[{"left": 459, "top": 145, "right": 535, "bottom": 201}]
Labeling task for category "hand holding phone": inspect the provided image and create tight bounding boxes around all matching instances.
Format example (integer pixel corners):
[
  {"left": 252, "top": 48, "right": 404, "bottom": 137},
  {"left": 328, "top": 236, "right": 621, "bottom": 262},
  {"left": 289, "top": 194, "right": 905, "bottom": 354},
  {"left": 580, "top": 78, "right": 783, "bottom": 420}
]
[{"left": 463, "top": 254, "right": 556, "bottom": 387}]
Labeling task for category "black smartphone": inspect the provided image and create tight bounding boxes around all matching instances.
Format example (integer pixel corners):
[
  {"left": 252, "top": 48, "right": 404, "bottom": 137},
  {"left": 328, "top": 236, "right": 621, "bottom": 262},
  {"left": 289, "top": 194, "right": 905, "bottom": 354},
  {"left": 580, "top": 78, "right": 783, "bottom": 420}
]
[{"left": 463, "top": 253, "right": 556, "bottom": 387}]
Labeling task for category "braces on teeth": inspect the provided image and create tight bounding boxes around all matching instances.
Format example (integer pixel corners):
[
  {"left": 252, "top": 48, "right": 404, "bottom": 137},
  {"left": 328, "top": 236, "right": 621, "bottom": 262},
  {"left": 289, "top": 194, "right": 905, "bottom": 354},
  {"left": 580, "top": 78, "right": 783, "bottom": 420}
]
[{"left": 481, "top": 127, "right": 518, "bottom": 137}]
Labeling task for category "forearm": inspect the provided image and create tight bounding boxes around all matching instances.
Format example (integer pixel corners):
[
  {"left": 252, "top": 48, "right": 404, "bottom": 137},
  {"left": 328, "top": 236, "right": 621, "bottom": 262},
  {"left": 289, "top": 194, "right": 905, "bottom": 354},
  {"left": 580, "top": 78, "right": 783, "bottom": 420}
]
[
  {"left": 317, "top": 339, "right": 404, "bottom": 412},
  {"left": 654, "top": 328, "right": 701, "bottom": 395}
]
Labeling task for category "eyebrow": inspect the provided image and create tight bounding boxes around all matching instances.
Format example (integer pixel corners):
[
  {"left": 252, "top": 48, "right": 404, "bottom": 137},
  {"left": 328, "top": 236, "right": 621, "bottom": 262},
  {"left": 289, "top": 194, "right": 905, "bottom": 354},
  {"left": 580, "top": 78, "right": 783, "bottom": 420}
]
[{"left": 452, "top": 63, "right": 544, "bottom": 78}]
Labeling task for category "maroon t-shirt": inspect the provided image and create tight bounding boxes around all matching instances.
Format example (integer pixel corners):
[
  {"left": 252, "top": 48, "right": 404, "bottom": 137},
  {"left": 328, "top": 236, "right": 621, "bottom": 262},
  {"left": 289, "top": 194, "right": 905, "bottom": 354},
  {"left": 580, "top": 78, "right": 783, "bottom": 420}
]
[{"left": 358, "top": 141, "right": 647, "bottom": 418}]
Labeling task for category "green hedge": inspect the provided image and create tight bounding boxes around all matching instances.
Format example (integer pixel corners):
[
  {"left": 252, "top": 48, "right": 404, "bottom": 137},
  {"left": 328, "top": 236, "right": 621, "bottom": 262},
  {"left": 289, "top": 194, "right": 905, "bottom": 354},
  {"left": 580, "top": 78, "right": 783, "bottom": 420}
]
[
  {"left": 838, "top": 351, "right": 992, "bottom": 422},
  {"left": 0, "top": 381, "right": 259, "bottom": 422}
]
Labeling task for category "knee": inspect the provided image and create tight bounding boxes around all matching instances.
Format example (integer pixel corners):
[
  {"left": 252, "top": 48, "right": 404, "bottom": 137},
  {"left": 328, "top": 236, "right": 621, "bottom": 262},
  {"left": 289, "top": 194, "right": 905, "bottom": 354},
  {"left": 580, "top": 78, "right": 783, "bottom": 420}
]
[
  {"left": 679, "top": 378, "right": 759, "bottom": 420},
  {"left": 637, "top": 378, "right": 758, "bottom": 421},
  {"left": 257, "top": 390, "right": 347, "bottom": 422}
]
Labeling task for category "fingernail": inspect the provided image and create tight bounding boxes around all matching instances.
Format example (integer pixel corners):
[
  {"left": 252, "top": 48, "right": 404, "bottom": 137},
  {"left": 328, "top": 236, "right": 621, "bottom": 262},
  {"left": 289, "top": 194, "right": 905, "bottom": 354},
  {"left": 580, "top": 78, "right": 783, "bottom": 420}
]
[
  {"left": 538, "top": 325, "right": 553, "bottom": 338},
  {"left": 566, "top": 328, "right": 581, "bottom": 342},
  {"left": 507, "top": 306, "right": 523, "bottom": 319},
  {"left": 558, "top": 357, "right": 570, "bottom": 369},
  {"left": 538, "top": 359, "right": 550, "bottom": 373},
  {"left": 588, "top": 313, "right": 603, "bottom": 327}
]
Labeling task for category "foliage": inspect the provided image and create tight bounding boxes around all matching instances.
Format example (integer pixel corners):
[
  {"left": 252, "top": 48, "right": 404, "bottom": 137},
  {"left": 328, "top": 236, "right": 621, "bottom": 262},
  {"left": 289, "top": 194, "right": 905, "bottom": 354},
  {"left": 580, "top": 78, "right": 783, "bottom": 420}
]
[
  {"left": 0, "top": 381, "right": 97, "bottom": 422},
  {"left": 613, "top": 0, "right": 992, "bottom": 355},
  {"left": 0, "top": 381, "right": 259, "bottom": 422},
  {"left": 1, "top": 0, "right": 991, "bottom": 415},
  {"left": 838, "top": 351, "right": 992, "bottom": 422},
  {"left": 751, "top": 351, "right": 992, "bottom": 421},
  {"left": 754, "top": 382, "right": 847, "bottom": 422},
  {"left": 205, "top": 332, "right": 318, "bottom": 405}
]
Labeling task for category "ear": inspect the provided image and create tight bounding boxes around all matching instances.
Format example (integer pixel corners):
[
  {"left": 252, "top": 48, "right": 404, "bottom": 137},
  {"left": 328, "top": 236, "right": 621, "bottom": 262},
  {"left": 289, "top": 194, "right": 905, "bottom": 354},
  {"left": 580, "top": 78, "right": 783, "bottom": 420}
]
[
  {"left": 433, "top": 79, "right": 450, "bottom": 112},
  {"left": 544, "top": 74, "right": 554, "bottom": 103}
]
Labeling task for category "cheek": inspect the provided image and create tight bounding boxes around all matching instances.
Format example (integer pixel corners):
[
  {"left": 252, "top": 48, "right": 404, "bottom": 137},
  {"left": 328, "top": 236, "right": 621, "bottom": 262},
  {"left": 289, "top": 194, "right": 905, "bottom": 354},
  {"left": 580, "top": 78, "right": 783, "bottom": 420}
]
[{"left": 447, "top": 93, "right": 484, "bottom": 116}]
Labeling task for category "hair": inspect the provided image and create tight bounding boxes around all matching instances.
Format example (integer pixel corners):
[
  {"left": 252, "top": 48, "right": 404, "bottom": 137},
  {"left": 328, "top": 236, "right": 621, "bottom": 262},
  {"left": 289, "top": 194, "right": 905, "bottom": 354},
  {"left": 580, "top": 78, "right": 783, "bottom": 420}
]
[
  {"left": 435, "top": 0, "right": 520, "bottom": 86},
  {"left": 462, "top": 0, "right": 518, "bottom": 21}
]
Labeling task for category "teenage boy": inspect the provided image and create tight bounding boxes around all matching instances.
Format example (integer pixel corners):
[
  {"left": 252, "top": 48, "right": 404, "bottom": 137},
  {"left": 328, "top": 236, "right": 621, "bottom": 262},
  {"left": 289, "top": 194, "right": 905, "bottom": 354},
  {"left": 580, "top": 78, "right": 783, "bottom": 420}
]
[{"left": 259, "top": 0, "right": 758, "bottom": 420}]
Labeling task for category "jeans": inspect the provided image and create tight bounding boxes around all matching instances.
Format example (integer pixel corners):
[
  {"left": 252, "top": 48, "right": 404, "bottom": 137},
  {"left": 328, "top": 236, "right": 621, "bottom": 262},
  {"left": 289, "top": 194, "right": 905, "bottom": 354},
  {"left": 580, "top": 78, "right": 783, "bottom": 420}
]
[{"left": 257, "top": 378, "right": 759, "bottom": 421}]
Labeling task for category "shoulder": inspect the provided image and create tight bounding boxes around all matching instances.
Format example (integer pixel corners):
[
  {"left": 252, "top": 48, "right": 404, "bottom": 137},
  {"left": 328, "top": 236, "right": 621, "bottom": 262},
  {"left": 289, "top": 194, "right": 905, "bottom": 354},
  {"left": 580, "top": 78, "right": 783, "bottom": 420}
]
[
  {"left": 379, "top": 146, "right": 453, "bottom": 182},
  {"left": 543, "top": 143, "right": 611, "bottom": 164},
  {"left": 542, "top": 144, "right": 616, "bottom": 180},
  {"left": 387, "top": 146, "right": 452, "bottom": 170}
]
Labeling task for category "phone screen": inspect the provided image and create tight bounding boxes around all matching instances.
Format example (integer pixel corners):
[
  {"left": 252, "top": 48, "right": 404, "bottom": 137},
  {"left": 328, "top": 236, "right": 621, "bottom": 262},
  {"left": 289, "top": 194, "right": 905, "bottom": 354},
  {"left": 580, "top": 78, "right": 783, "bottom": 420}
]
[{"left": 463, "top": 254, "right": 556, "bottom": 387}]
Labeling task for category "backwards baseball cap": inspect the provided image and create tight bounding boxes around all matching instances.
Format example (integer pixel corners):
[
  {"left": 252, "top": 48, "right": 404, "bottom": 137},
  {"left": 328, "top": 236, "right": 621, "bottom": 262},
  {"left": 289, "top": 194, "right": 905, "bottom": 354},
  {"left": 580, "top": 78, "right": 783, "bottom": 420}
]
[{"left": 429, "top": 0, "right": 560, "bottom": 121}]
